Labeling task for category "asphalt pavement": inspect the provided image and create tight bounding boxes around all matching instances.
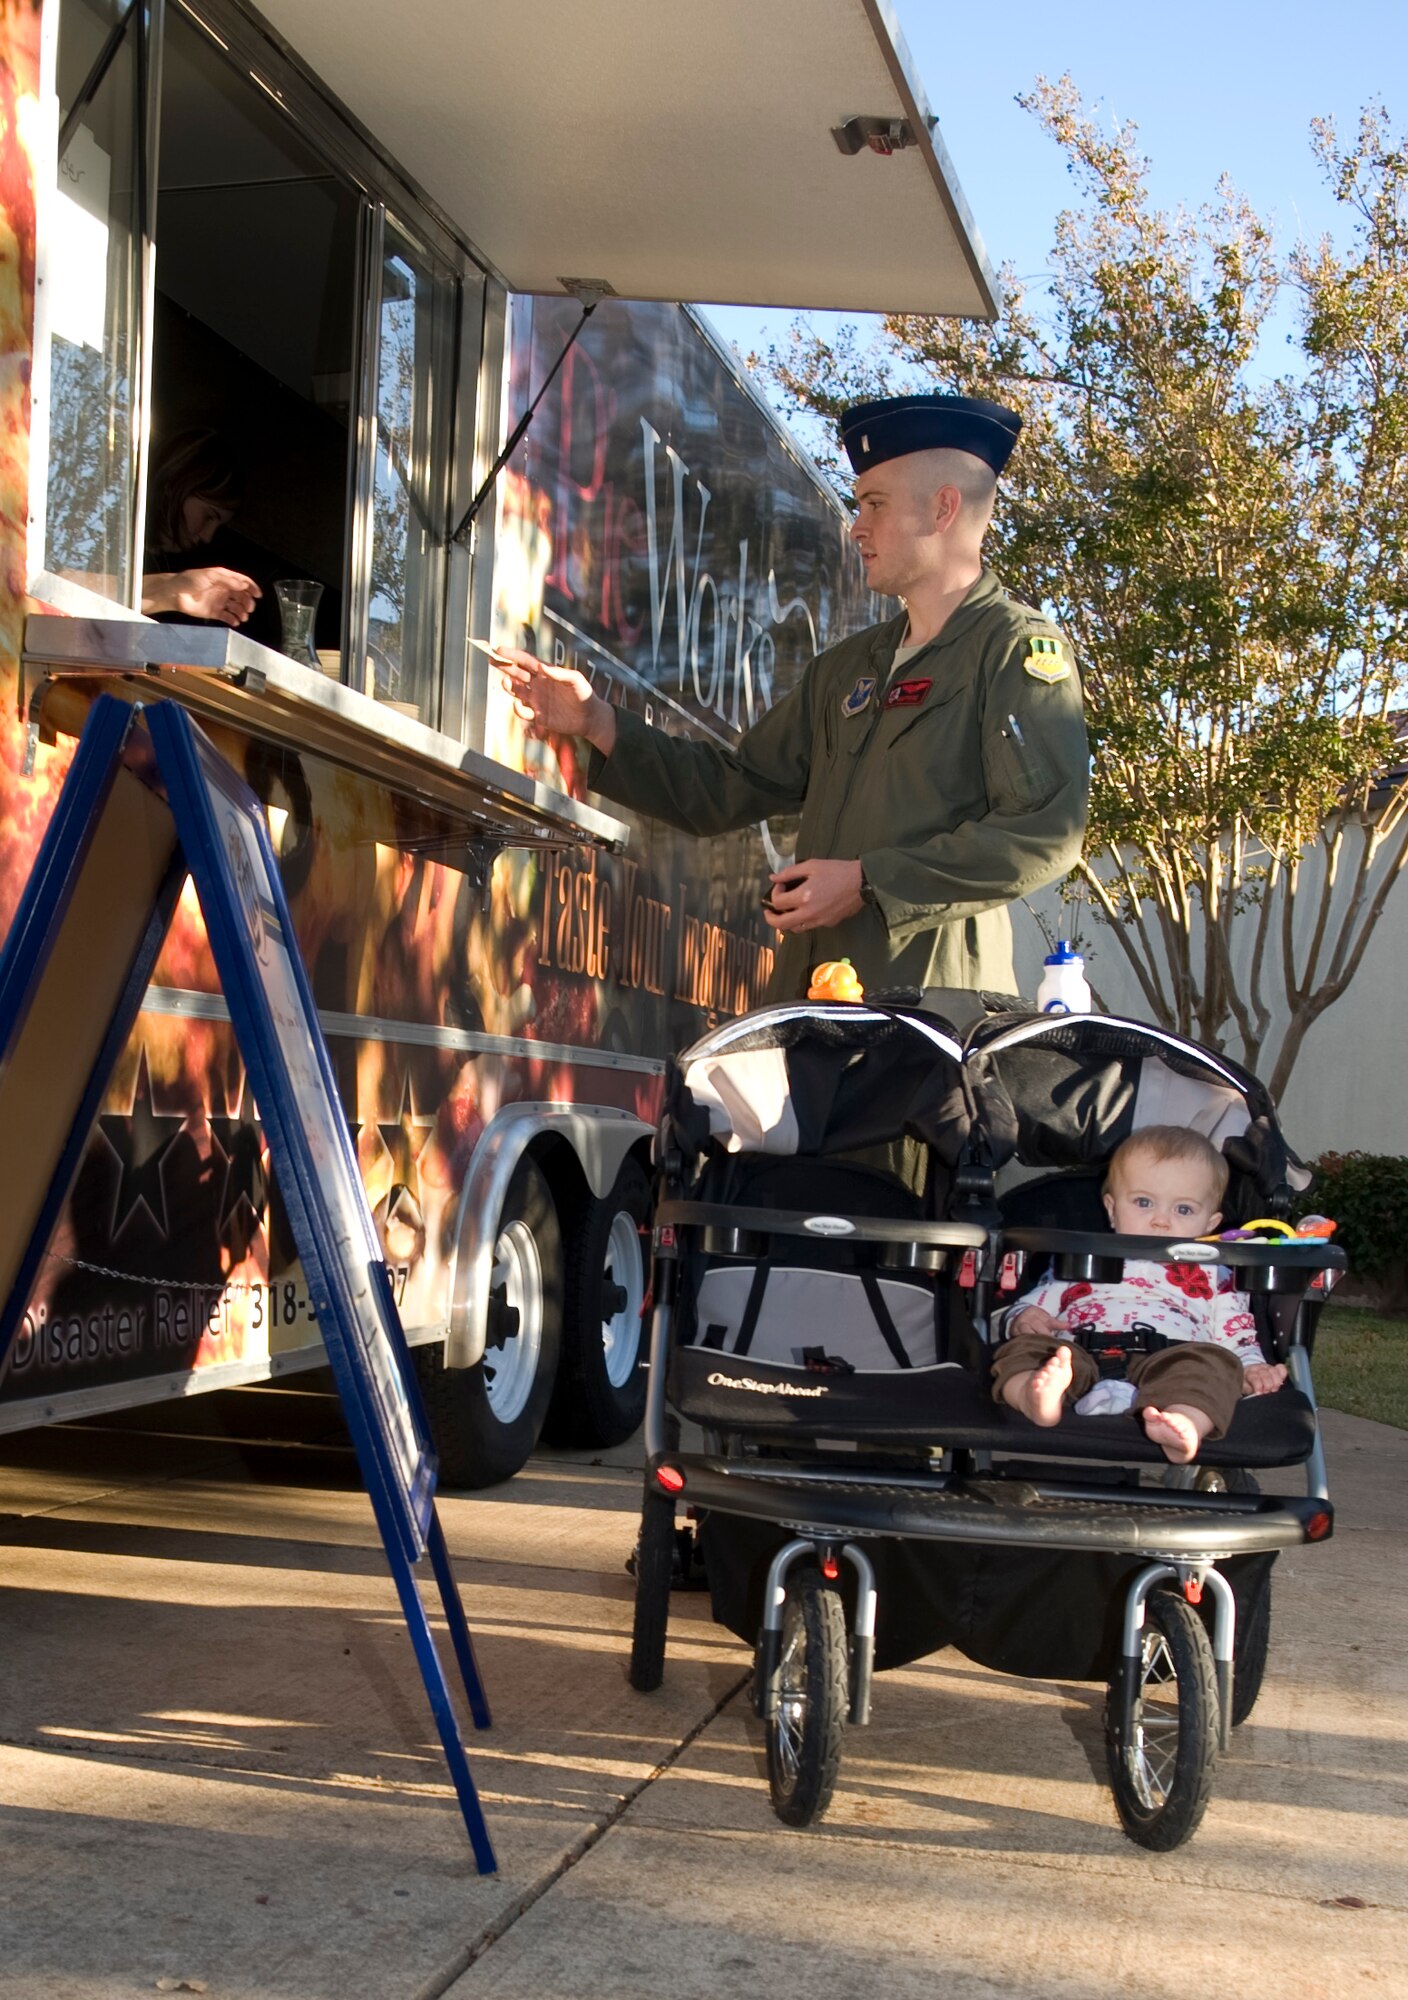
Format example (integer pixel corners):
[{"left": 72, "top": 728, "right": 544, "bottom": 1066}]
[{"left": 0, "top": 1385, "right": 1403, "bottom": 2000}]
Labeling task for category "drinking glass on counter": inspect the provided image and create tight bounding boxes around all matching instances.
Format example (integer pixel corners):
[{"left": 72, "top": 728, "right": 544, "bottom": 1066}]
[{"left": 274, "top": 579, "right": 322, "bottom": 666}]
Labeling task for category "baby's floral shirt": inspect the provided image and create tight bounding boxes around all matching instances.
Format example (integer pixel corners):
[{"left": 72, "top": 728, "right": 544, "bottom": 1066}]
[{"left": 1004, "top": 1261, "right": 1262, "bottom": 1364}]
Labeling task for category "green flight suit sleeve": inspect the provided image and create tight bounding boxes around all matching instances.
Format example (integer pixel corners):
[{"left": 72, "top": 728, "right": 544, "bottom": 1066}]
[
  {"left": 860, "top": 630, "right": 1089, "bottom": 947},
  {"left": 586, "top": 671, "right": 814, "bottom": 834}
]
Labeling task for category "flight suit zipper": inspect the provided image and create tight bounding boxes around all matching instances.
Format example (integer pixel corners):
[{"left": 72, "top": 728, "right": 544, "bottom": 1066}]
[{"left": 807, "top": 630, "right": 898, "bottom": 855}]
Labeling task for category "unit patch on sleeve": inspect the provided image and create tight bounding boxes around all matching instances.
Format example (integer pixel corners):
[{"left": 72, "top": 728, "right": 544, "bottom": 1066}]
[{"left": 1023, "top": 635, "right": 1071, "bottom": 684}]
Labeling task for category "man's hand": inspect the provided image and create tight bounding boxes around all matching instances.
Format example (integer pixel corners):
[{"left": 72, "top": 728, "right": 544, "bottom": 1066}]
[
  {"left": 1241, "top": 1360, "right": 1288, "bottom": 1396},
  {"left": 494, "top": 646, "right": 616, "bottom": 755},
  {"left": 144, "top": 567, "right": 260, "bottom": 627},
  {"left": 763, "top": 857, "right": 864, "bottom": 933},
  {"left": 1006, "top": 1305, "right": 1064, "bottom": 1340}
]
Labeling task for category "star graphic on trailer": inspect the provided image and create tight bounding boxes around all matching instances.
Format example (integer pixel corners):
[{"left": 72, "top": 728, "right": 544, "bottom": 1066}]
[
  {"left": 97, "top": 1047, "right": 187, "bottom": 1241},
  {"left": 377, "top": 1073, "right": 436, "bottom": 1225},
  {"left": 208, "top": 1071, "right": 363, "bottom": 1227},
  {"left": 208, "top": 1074, "right": 268, "bottom": 1231}
]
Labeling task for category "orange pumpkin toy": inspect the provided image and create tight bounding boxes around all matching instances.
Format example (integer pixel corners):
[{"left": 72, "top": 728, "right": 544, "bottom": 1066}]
[{"left": 807, "top": 958, "right": 865, "bottom": 1002}]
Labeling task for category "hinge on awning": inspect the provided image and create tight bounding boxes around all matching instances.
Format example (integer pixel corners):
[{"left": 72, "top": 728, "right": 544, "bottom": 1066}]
[
  {"left": 831, "top": 115, "right": 920, "bottom": 156},
  {"left": 450, "top": 281, "right": 613, "bottom": 547}
]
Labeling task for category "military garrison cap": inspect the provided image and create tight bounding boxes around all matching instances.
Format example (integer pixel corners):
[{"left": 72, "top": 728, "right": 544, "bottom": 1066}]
[{"left": 840, "top": 392, "right": 1022, "bottom": 476}]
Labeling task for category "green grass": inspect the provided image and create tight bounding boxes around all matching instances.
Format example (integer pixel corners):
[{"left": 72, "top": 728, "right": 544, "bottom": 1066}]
[{"left": 1309, "top": 1304, "right": 1408, "bottom": 1429}]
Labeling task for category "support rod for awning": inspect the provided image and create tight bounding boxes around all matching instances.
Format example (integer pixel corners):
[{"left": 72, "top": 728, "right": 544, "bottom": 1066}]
[
  {"left": 59, "top": 0, "right": 141, "bottom": 159},
  {"left": 450, "top": 301, "right": 597, "bottom": 546}
]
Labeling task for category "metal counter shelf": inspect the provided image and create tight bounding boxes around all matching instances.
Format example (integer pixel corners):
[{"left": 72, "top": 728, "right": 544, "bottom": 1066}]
[{"left": 22, "top": 614, "right": 628, "bottom": 854}]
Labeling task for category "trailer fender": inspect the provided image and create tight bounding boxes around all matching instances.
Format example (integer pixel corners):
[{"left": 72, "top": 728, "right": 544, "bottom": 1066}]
[{"left": 447, "top": 1104, "right": 653, "bottom": 1368}]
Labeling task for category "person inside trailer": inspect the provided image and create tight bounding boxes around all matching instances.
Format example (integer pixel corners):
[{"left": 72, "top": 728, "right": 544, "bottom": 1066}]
[
  {"left": 991, "top": 1125, "right": 1288, "bottom": 1462},
  {"left": 142, "top": 429, "right": 262, "bottom": 632}
]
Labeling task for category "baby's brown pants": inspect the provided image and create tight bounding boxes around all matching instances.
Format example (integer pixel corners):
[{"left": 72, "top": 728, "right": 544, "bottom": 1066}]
[{"left": 990, "top": 1332, "right": 1245, "bottom": 1440}]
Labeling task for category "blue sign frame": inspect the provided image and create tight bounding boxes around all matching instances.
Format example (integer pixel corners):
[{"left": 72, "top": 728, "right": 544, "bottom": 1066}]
[
  {"left": 0, "top": 697, "right": 497, "bottom": 1871},
  {"left": 149, "top": 703, "right": 436, "bottom": 1560}
]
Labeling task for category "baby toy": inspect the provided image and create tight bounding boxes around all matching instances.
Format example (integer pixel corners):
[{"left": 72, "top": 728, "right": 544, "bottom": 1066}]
[
  {"left": 1209, "top": 1215, "right": 1337, "bottom": 1242},
  {"left": 808, "top": 958, "right": 865, "bottom": 1002}
]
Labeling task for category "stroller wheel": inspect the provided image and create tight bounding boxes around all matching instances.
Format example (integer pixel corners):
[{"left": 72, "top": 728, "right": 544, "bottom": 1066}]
[
  {"left": 628, "top": 1488, "right": 676, "bottom": 1692},
  {"left": 1228, "top": 1567, "right": 1272, "bottom": 1726},
  {"left": 763, "top": 1566, "right": 848, "bottom": 1827},
  {"left": 1190, "top": 1472, "right": 1273, "bottom": 1726},
  {"left": 1106, "top": 1589, "right": 1218, "bottom": 1850}
]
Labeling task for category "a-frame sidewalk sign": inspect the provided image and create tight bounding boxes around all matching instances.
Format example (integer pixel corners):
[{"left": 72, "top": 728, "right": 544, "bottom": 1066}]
[{"left": 0, "top": 695, "right": 497, "bottom": 1872}]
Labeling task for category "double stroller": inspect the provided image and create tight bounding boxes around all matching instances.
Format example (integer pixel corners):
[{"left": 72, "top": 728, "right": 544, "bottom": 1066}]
[{"left": 629, "top": 995, "right": 1341, "bottom": 1850}]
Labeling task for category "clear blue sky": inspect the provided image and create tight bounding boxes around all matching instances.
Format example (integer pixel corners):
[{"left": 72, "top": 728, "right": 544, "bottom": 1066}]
[{"left": 704, "top": 0, "right": 1405, "bottom": 377}]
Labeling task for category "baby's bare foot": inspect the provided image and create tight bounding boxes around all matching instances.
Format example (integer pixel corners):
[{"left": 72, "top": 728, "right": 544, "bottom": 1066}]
[
  {"left": 1141, "top": 1405, "right": 1203, "bottom": 1465},
  {"left": 1027, "top": 1345, "right": 1073, "bottom": 1426}
]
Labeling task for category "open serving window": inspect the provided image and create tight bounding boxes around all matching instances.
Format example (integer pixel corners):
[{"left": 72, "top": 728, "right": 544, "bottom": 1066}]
[
  {"left": 32, "top": 0, "right": 478, "bottom": 692},
  {"left": 25, "top": 0, "right": 996, "bottom": 847},
  {"left": 26, "top": 0, "right": 544, "bottom": 836}
]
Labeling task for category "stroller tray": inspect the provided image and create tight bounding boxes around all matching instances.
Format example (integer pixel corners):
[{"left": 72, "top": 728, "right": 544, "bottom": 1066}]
[{"left": 669, "top": 1457, "right": 1331, "bottom": 1556}]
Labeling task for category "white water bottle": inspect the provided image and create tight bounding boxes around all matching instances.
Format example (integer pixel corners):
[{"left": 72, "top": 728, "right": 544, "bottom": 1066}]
[{"left": 1036, "top": 939, "right": 1091, "bottom": 1014}]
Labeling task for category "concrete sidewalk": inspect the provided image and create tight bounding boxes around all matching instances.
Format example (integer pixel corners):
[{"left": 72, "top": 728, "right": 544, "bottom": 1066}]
[{"left": 0, "top": 1391, "right": 1403, "bottom": 2000}]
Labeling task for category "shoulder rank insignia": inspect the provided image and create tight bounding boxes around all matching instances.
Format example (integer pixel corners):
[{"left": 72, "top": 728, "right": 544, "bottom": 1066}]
[
  {"left": 841, "top": 674, "right": 876, "bottom": 717},
  {"left": 1023, "top": 634, "right": 1070, "bottom": 684}
]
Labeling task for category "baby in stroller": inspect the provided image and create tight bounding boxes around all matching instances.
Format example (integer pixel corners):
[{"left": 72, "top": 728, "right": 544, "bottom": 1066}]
[{"left": 991, "top": 1125, "right": 1288, "bottom": 1461}]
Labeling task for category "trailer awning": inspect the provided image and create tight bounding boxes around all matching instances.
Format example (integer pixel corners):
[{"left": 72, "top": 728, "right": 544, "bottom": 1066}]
[{"left": 257, "top": 0, "right": 999, "bottom": 317}]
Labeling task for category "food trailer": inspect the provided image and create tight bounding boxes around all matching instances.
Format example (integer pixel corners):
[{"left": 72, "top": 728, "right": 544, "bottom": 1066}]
[{"left": 0, "top": 0, "right": 998, "bottom": 1482}]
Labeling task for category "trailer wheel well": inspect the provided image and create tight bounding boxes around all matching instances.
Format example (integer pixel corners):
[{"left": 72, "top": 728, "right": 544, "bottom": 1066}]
[{"left": 530, "top": 1129, "right": 653, "bottom": 1236}]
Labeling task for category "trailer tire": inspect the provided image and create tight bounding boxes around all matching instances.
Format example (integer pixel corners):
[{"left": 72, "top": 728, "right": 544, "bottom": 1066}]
[
  {"left": 414, "top": 1158, "right": 562, "bottom": 1488},
  {"left": 543, "top": 1157, "right": 651, "bottom": 1448}
]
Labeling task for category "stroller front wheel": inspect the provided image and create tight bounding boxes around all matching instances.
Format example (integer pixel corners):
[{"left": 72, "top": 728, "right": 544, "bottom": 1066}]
[
  {"left": 1192, "top": 1473, "right": 1272, "bottom": 1728},
  {"left": 1228, "top": 1567, "right": 1272, "bottom": 1727},
  {"left": 1106, "top": 1588, "right": 1218, "bottom": 1850},
  {"left": 628, "top": 1488, "right": 676, "bottom": 1692},
  {"left": 763, "top": 1566, "right": 848, "bottom": 1827}
]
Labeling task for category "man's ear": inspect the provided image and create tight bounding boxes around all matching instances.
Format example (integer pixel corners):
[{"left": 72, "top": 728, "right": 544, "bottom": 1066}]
[{"left": 935, "top": 484, "right": 962, "bottom": 533}]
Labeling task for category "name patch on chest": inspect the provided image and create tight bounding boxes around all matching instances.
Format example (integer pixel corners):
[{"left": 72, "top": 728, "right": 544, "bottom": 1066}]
[
  {"left": 884, "top": 677, "right": 932, "bottom": 708},
  {"left": 841, "top": 674, "right": 876, "bottom": 718}
]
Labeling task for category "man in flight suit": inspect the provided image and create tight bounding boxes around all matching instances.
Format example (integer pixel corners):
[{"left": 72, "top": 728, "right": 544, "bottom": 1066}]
[{"left": 495, "top": 391, "right": 1088, "bottom": 1001}]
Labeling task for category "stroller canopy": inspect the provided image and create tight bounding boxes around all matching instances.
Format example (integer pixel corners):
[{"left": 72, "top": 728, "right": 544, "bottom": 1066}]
[
  {"left": 965, "top": 1012, "right": 1310, "bottom": 1209},
  {"left": 665, "top": 1002, "right": 972, "bottom": 1172},
  {"left": 660, "top": 1000, "right": 1310, "bottom": 1219}
]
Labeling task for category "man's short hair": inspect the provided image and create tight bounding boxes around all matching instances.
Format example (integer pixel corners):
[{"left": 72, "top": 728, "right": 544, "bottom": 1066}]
[
  {"left": 1108, "top": 1125, "right": 1229, "bottom": 1203},
  {"left": 920, "top": 447, "right": 997, "bottom": 522}
]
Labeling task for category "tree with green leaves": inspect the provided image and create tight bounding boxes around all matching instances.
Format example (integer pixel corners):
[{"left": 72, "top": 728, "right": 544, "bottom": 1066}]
[{"left": 762, "top": 79, "right": 1408, "bottom": 1100}]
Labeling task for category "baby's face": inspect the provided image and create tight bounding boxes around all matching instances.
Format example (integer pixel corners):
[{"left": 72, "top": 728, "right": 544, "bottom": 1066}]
[{"left": 1103, "top": 1152, "right": 1223, "bottom": 1237}]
